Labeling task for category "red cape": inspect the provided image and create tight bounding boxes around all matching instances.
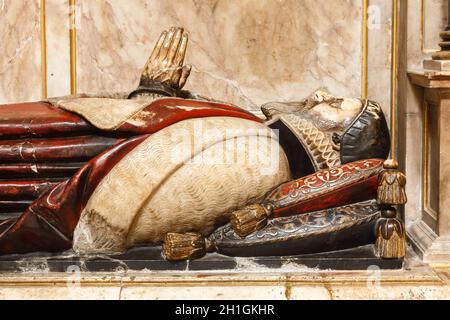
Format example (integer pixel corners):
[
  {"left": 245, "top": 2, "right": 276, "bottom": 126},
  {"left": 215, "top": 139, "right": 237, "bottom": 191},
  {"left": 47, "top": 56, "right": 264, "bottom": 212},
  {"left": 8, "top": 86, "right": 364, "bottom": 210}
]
[{"left": 0, "top": 98, "right": 262, "bottom": 255}]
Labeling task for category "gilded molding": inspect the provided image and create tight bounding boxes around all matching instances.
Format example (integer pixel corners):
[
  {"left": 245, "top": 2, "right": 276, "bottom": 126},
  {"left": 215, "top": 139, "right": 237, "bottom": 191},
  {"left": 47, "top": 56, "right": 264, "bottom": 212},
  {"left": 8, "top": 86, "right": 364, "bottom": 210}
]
[
  {"left": 422, "top": 101, "right": 438, "bottom": 221},
  {"left": 423, "top": 101, "right": 429, "bottom": 211},
  {"left": 362, "top": 0, "right": 368, "bottom": 99},
  {"left": 390, "top": 0, "right": 399, "bottom": 161},
  {"left": 40, "top": 0, "right": 47, "bottom": 99},
  {"left": 0, "top": 274, "right": 443, "bottom": 287},
  {"left": 69, "top": 0, "right": 77, "bottom": 95}
]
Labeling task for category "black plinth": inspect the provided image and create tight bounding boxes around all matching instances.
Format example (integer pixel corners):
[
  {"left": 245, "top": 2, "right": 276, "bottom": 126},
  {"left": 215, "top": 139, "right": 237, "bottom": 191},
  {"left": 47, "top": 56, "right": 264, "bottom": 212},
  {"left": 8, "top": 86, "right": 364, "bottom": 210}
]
[{"left": 0, "top": 245, "right": 403, "bottom": 273}]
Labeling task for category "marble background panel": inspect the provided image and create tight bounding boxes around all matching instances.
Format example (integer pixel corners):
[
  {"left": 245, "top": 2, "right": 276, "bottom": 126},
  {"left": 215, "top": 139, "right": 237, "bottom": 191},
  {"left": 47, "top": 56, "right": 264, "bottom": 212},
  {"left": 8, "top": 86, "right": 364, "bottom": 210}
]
[
  {"left": 46, "top": 0, "right": 71, "bottom": 98},
  {"left": 0, "top": 0, "right": 42, "bottom": 104},
  {"left": 0, "top": 0, "right": 412, "bottom": 120},
  {"left": 367, "top": 0, "right": 393, "bottom": 122},
  {"left": 75, "top": 0, "right": 364, "bottom": 113}
]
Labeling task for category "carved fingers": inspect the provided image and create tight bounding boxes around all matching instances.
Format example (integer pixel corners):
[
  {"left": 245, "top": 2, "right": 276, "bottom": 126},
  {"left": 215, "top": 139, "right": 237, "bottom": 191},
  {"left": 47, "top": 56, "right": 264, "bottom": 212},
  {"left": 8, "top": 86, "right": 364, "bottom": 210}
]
[
  {"left": 173, "top": 32, "right": 188, "bottom": 67},
  {"left": 148, "top": 30, "right": 167, "bottom": 64},
  {"left": 158, "top": 27, "right": 176, "bottom": 64},
  {"left": 171, "top": 31, "right": 190, "bottom": 86},
  {"left": 166, "top": 28, "right": 183, "bottom": 64},
  {"left": 141, "top": 27, "right": 192, "bottom": 90}
]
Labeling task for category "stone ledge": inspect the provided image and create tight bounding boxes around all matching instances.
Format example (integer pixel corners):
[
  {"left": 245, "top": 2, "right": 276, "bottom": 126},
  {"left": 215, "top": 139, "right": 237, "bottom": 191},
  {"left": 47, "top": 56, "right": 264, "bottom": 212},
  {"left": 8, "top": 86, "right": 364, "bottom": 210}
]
[
  {"left": 408, "top": 69, "right": 450, "bottom": 88},
  {"left": 0, "top": 245, "right": 403, "bottom": 273},
  {"left": 0, "top": 250, "right": 448, "bottom": 300},
  {"left": 423, "top": 59, "right": 450, "bottom": 72}
]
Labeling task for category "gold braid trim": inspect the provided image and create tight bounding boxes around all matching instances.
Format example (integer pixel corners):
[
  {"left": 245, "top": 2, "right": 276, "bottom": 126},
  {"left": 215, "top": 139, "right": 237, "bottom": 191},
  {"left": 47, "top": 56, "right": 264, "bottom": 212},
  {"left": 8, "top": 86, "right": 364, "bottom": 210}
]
[{"left": 280, "top": 114, "right": 341, "bottom": 171}]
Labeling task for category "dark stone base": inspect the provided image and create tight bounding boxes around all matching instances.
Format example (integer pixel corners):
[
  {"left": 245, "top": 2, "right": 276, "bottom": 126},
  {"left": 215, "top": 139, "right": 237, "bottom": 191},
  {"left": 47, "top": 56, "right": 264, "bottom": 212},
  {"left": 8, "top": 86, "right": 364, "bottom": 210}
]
[{"left": 0, "top": 245, "right": 403, "bottom": 273}]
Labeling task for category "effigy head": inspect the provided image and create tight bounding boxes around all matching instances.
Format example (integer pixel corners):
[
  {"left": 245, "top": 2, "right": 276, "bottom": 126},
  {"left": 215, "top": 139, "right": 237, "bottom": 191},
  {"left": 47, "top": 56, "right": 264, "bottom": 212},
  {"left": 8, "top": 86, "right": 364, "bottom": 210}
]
[
  {"left": 262, "top": 90, "right": 360, "bottom": 125},
  {"left": 262, "top": 90, "right": 391, "bottom": 178}
]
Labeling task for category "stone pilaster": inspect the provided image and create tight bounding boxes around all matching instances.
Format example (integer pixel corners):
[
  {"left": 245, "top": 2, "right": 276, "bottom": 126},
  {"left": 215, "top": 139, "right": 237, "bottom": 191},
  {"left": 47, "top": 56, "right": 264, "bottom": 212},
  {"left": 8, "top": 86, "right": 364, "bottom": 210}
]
[{"left": 407, "top": 71, "right": 450, "bottom": 263}]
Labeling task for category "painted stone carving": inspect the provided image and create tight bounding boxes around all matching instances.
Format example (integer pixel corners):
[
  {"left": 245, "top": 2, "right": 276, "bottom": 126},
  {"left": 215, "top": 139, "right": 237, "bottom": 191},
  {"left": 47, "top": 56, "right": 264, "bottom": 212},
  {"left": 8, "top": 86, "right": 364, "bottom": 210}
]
[
  {"left": 211, "top": 200, "right": 382, "bottom": 257},
  {"left": 0, "top": 27, "right": 406, "bottom": 265}
]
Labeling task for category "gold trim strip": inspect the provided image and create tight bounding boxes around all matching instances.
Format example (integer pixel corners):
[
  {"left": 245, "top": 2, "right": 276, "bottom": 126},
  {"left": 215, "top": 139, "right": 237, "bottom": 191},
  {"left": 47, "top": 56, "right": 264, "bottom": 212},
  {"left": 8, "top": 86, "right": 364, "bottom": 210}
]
[
  {"left": 423, "top": 101, "right": 429, "bottom": 210},
  {"left": 362, "top": 0, "right": 368, "bottom": 99},
  {"left": 40, "top": 0, "right": 47, "bottom": 99},
  {"left": 361, "top": 0, "right": 369, "bottom": 99},
  {"left": 390, "top": 0, "right": 399, "bottom": 161},
  {"left": 0, "top": 281, "right": 443, "bottom": 287},
  {"left": 0, "top": 277, "right": 443, "bottom": 287},
  {"left": 422, "top": 101, "right": 438, "bottom": 220},
  {"left": 69, "top": 0, "right": 77, "bottom": 95}
]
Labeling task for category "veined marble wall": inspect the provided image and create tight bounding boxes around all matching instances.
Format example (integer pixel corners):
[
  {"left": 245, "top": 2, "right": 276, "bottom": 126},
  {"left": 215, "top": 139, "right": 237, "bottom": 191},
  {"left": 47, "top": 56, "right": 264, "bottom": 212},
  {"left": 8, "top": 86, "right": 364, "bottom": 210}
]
[
  {"left": 74, "top": 0, "right": 364, "bottom": 113},
  {"left": 1, "top": 0, "right": 397, "bottom": 118},
  {"left": 0, "top": 0, "right": 42, "bottom": 103},
  {"left": 0, "top": 0, "right": 445, "bottom": 137},
  {"left": 46, "top": 0, "right": 71, "bottom": 98}
]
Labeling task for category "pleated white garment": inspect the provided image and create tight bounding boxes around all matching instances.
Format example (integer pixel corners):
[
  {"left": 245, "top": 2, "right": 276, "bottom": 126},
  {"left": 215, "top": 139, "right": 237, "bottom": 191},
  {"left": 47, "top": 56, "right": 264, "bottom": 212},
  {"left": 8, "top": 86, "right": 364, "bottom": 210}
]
[{"left": 73, "top": 117, "right": 292, "bottom": 254}]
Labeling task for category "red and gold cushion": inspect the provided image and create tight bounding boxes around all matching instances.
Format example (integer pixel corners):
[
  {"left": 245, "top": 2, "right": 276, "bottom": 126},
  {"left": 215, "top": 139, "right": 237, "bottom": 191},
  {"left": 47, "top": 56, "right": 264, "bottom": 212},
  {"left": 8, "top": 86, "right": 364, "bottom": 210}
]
[{"left": 265, "top": 158, "right": 384, "bottom": 218}]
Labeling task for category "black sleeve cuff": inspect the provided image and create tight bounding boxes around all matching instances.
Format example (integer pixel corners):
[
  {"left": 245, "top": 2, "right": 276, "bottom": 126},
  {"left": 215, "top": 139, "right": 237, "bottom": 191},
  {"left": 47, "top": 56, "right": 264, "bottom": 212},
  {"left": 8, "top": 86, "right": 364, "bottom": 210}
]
[{"left": 128, "top": 81, "right": 178, "bottom": 99}]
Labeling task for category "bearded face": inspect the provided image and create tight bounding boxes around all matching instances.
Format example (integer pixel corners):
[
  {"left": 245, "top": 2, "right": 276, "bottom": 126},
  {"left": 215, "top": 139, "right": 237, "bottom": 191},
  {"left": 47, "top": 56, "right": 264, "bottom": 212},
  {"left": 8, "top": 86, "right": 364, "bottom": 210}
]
[
  {"left": 262, "top": 90, "right": 390, "bottom": 177},
  {"left": 262, "top": 90, "right": 363, "bottom": 132}
]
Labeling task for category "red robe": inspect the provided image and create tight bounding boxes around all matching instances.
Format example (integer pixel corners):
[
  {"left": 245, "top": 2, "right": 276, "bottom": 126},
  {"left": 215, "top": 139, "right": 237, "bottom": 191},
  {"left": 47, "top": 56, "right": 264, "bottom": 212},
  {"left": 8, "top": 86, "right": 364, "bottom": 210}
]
[
  {"left": 0, "top": 98, "right": 262, "bottom": 255},
  {"left": 0, "top": 98, "right": 383, "bottom": 256}
]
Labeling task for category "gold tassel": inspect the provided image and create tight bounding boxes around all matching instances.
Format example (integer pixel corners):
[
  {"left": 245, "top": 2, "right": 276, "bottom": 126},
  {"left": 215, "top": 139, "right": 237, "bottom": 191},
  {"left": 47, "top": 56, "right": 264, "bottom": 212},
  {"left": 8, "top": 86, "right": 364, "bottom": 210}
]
[
  {"left": 375, "top": 160, "right": 407, "bottom": 259},
  {"left": 230, "top": 204, "right": 273, "bottom": 238},
  {"left": 375, "top": 215, "right": 406, "bottom": 259},
  {"left": 162, "top": 232, "right": 215, "bottom": 262},
  {"left": 377, "top": 160, "right": 407, "bottom": 205}
]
